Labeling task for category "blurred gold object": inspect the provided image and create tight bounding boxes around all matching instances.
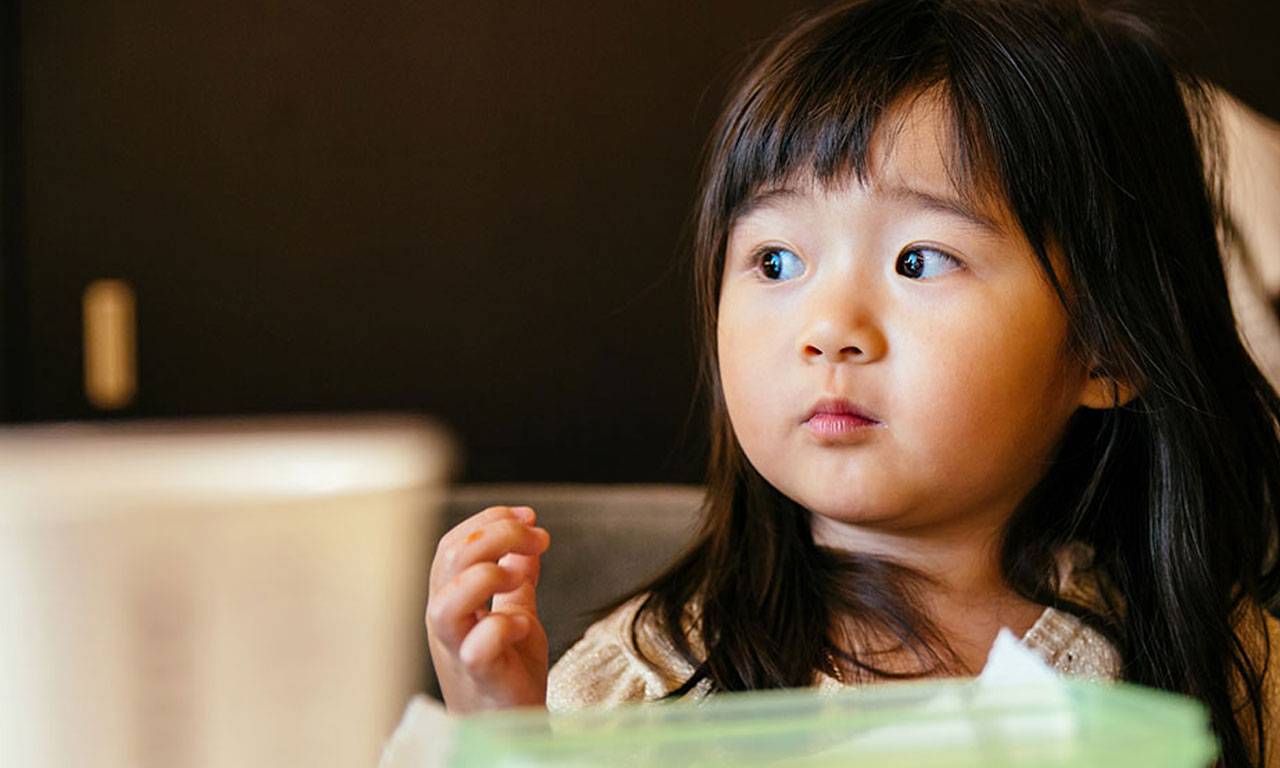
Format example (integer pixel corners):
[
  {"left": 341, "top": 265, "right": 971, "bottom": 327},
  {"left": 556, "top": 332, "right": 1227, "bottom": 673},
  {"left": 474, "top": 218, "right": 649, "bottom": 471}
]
[{"left": 83, "top": 279, "right": 138, "bottom": 409}]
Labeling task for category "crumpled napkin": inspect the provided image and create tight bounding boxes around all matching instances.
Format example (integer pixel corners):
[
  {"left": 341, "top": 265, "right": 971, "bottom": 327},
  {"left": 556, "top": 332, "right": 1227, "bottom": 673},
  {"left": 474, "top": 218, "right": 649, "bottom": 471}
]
[
  {"left": 978, "top": 627, "right": 1059, "bottom": 686},
  {"left": 378, "top": 691, "right": 453, "bottom": 768}
]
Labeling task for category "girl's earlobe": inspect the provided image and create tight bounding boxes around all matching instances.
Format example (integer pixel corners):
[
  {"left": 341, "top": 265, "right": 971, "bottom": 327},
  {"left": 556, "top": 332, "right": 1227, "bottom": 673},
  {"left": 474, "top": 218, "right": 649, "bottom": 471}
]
[{"left": 1078, "top": 367, "right": 1140, "bottom": 410}]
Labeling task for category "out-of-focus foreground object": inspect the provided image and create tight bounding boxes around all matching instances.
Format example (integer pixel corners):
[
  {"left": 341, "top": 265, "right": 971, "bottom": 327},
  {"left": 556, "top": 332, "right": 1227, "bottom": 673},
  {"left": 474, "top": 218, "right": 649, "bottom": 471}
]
[
  {"left": 433, "top": 676, "right": 1215, "bottom": 768},
  {"left": 0, "top": 415, "right": 456, "bottom": 768}
]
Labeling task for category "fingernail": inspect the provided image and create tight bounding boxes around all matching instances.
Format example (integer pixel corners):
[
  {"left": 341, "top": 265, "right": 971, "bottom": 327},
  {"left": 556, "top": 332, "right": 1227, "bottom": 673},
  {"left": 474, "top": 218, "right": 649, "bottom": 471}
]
[{"left": 512, "top": 506, "right": 535, "bottom": 522}]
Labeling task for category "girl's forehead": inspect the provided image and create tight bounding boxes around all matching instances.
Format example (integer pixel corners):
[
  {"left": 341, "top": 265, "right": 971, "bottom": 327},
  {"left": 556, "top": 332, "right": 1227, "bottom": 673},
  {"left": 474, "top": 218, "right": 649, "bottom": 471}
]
[{"left": 734, "top": 92, "right": 1012, "bottom": 231}]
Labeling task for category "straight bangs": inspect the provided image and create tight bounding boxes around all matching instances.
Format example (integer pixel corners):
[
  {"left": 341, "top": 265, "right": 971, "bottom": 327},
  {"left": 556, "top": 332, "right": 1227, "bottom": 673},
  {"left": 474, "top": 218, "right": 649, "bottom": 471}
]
[{"left": 699, "top": 3, "right": 1011, "bottom": 305}]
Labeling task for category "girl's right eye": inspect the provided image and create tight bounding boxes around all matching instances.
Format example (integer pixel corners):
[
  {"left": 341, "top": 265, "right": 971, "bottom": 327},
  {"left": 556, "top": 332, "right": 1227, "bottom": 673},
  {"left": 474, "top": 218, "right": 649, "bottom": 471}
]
[{"left": 756, "top": 248, "right": 805, "bottom": 281}]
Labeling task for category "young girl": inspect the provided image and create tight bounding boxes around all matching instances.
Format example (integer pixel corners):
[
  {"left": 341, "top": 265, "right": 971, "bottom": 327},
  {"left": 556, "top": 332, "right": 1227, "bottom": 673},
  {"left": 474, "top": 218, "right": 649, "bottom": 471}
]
[{"left": 426, "top": 1, "right": 1280, "bottom": 765}]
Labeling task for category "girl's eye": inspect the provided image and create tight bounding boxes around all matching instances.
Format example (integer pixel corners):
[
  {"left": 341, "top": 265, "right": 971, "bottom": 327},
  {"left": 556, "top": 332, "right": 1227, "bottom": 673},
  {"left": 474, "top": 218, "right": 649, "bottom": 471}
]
[
  {"left": 757, "top": 248, "right": 805, "bottom": 281},
  {"left": 895, "top": 247, "right": 962, "bottom": 280}
]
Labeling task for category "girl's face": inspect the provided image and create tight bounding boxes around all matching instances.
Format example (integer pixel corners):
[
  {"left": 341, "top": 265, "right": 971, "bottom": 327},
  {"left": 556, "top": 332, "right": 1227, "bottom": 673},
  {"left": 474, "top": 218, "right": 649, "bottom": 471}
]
[{"left": 718, "top": 96, "right": 1099, "bottom": 539}]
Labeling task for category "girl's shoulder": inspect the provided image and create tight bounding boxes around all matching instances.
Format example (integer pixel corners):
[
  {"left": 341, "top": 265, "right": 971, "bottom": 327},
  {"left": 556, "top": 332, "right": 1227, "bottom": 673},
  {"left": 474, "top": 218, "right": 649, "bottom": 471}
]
[
  {"left": 1061, "top": 543, "right": 1280, "bottom": 765},
  {"left": 1263, "top": 609, "right": 1280, "bottom": 768},
  {"left": 1011, "top": 541, "right": 1123, "bottom": 680},
  {"left": 1234, "top": 602, "right": 1280, "bottom": 767},
  {"left": 546, "top": 594, "right": 704, "bottom": 712},
  {"left": 1019, "top": 606, "right": 1122, "bottom": 680}
]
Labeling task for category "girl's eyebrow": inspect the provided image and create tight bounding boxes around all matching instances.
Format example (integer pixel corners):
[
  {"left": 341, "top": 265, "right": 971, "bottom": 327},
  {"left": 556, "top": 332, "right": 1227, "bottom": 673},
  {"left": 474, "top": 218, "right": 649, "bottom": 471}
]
[
  {"left": 732, "top": 187, "right": 803, "bottom": 225},
  {"left": 732, "top": 183, "right": 1005, "bottom": 236},
  {"left": 876, "top": 183, "right": 1005, "bottom": 235}
]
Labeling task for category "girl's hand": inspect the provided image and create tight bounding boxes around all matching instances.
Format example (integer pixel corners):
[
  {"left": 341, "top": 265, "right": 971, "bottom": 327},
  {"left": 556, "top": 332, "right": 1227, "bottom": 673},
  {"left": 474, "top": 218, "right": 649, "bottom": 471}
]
[{"left": 426, "top": 505, "right": 551, "bottom": 714}]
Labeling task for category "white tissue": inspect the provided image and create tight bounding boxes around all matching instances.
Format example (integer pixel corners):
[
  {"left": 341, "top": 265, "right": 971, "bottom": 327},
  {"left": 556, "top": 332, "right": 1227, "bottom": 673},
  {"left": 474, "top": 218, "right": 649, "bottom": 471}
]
[
  {"left": 972, "top": 627, "right": 1077, "bottom": 749},
  {"left": 377, "top": 695, "right": 453, "bottom": 768},
  {"left": 977, "top": 627, "right": 1059, "bottom": 685}
]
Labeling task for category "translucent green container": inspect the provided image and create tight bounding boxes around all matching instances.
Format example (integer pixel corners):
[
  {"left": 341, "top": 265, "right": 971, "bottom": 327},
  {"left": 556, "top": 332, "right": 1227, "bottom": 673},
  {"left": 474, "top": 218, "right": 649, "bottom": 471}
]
[{"left": 449, "top": 679, "right": 1216, "bottom": 767}]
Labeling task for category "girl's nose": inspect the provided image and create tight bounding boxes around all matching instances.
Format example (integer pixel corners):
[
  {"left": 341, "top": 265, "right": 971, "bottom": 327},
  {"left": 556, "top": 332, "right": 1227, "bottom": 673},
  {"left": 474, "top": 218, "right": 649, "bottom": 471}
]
[{"left": 798, "top": 306, "right": 886, "bottom": 364}]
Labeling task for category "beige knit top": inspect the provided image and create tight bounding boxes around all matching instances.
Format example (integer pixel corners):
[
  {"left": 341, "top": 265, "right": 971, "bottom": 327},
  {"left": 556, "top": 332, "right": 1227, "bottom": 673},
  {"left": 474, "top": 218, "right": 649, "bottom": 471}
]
[
  {"left": 547, "top": 592, "right": 1120, "bottom": 711},
  {"left": 547, "top": 545, "right": 1122, "bottom": 711}
]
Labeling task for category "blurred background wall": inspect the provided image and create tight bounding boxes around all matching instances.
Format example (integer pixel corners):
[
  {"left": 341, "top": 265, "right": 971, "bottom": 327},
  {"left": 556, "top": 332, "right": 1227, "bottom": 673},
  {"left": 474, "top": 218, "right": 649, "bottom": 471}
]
[{"left": 3, "top": 0, "right": 1278, "bottom": 483}]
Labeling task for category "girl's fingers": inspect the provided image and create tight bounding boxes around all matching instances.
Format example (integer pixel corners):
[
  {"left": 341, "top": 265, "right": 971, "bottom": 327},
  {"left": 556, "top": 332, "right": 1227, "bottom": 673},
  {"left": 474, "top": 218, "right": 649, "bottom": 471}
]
[
  {"left": 492, "top": 551, "right": 541, "bottom": 616},
  {"left": 498, "top": 551, "right": 542, "bottom": 587},
  {"left": 427, "top": 562, "right": 526, "bottom": 647},
  {"left": 439, "top": 506, "right": 536, "bottom": 550},
  {"left": 491, "top": 574, "right": 538, "bottom": 615},
  {"left": 433, "top": 518, "right": 550, "bottom": 587},
  {"left": 457, "top": 612, "right": 533, "bottom": 675},
  {"left": 461, "top": 521, "right": 550, "bottom": 573}
]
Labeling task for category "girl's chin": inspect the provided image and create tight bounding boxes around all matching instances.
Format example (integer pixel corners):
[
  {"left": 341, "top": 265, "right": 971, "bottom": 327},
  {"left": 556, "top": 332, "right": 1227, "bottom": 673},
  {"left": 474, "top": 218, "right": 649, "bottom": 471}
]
[
  {"left": 799, "top": 490, "right": 936, "bottom": 534},
  {"left": 800, "top": 494, "right": 898, "bottom": 526}
]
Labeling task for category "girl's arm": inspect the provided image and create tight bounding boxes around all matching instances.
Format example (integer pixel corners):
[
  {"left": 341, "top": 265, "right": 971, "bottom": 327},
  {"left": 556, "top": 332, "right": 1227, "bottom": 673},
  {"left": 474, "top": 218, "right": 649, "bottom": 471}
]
[{"left": 426, "top": 505, "right": 551, "bottom": 713}]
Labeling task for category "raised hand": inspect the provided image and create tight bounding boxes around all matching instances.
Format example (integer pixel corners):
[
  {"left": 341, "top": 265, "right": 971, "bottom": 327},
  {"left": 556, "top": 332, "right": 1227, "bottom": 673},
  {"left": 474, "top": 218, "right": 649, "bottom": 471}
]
[{"left": 426, "top": 505, "right": 551, "bottom": 713}]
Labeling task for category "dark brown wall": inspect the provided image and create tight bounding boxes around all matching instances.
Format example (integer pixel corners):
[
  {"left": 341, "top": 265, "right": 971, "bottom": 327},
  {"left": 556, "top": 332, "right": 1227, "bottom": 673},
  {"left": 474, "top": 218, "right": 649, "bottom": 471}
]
[{"left": 8, "top": 1, "right": 1279, "bottom": 481}]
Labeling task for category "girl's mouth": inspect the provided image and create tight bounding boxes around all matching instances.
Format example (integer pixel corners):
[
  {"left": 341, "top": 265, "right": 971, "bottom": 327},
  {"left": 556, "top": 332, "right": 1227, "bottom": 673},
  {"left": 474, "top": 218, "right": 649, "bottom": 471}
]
[{"left": 803, "top": 397, "right": 883, "bottom": 440}]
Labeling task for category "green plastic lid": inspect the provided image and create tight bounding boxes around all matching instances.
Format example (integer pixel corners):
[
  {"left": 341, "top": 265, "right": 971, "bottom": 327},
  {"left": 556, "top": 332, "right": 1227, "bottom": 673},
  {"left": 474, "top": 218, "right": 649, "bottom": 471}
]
[{"left": 449, "top": 678, "right": 1216, "bottom": 767}]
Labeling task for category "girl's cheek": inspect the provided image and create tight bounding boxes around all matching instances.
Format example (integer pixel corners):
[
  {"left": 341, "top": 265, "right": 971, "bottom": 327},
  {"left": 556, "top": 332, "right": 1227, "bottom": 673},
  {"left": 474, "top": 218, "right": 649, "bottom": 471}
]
[{"left": 716, "top": 296, "right": 754, "bottom": 367}]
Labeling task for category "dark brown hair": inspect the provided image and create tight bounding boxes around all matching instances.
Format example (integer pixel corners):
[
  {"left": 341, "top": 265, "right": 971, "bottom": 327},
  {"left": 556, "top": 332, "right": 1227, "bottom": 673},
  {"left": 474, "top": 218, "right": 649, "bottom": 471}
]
[{"left": 613, "top": 1, "right": 1280, "bottom": 765}]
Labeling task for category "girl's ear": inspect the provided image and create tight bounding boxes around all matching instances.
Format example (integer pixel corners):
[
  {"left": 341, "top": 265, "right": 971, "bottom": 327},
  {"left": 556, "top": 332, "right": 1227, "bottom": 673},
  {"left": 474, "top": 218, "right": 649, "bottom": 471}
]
[{"left": 1078, "top": 366, "right": 1140, "bottom": 410}]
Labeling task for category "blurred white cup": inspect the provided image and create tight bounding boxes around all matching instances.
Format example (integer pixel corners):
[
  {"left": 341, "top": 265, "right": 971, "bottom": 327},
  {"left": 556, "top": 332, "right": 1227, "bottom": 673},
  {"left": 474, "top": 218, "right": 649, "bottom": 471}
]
[{"left": 0, "top": 415, "right": 455, "bottom": 768}]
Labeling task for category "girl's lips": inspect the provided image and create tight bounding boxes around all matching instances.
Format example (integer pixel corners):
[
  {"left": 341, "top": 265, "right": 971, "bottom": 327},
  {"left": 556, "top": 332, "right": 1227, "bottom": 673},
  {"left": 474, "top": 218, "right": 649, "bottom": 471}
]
[
  {"left": 803, "top": 397, "right": 883, "bottom": 442},
  {"left": 803, "top": 397, "right": 882, "bottom": 424},
  {"left": 804, "top": 412, "right": 880, "bottom": 439}
]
